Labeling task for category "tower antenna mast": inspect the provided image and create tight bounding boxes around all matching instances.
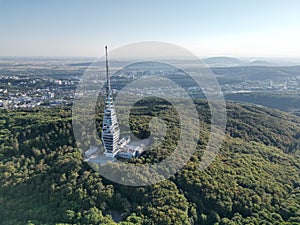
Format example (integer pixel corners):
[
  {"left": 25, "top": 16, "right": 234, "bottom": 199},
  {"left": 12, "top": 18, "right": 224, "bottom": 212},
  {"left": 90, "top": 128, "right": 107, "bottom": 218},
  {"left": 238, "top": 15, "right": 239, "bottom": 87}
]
[{"left": 105, "top": 45, "right": 110, "bottom": 96}]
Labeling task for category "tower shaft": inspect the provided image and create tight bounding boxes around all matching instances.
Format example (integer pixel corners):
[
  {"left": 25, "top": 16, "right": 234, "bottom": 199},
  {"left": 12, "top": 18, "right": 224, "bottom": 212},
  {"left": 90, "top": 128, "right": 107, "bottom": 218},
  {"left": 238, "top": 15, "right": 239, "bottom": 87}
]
[{"left": 102, "top": 46, "right": 120, "bottom": 157}]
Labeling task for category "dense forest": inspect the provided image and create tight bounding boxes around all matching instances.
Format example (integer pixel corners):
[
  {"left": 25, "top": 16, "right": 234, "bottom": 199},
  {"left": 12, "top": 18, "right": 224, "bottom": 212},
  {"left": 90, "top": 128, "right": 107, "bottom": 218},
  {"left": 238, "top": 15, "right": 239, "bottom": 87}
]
[
  {"left": 0, "top": 100, "right": 299, "bottom": 225},
  {"left": 225, "top": 93, "right": 300, "bottom": 117}
]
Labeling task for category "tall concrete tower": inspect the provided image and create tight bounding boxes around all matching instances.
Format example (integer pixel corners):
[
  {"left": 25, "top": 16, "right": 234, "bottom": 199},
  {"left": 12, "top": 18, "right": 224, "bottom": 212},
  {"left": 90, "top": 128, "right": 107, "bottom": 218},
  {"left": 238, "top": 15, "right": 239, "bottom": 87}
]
[{"left": 102, "top": 46, "right": 120, "bottom": 157}]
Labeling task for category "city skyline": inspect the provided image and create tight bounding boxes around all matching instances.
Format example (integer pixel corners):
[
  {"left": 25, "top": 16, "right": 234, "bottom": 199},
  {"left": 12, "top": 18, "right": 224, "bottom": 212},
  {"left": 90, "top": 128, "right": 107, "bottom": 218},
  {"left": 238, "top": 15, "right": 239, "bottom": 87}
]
[{"left": 1, "top": 0, "right": 300, "bottom": 57}]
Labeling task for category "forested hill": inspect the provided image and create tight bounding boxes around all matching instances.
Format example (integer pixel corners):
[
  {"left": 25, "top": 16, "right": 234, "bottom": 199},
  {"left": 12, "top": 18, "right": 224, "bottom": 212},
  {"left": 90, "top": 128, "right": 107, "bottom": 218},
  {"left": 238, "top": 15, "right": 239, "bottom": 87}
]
[{"left": 0, "top": 101, "right": 299, "bottom": 225}]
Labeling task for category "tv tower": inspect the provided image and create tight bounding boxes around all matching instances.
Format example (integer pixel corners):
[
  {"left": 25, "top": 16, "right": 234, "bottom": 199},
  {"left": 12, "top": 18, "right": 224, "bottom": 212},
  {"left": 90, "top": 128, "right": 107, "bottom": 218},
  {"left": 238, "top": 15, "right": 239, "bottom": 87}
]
[{"left": 102, "top": 46, "right": 120, "bottom": 157}]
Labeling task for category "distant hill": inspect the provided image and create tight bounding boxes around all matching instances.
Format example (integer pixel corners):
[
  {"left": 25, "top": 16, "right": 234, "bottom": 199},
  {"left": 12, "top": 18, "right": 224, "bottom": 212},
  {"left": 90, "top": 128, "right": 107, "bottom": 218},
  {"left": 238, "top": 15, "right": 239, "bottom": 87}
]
[
  {"left": 203, "top": 57, "right": 278, "bottom": 67},
  {"left": 247, "top": 59, "right": 273, "bottom": 66},
  {"left": 68, "top": 62, "right": 93, "bottom": 67},
  {"left": 203, "top": 57, "right": 241, "bottom": 66},
  {"left": 212, "top": 65, "right": 300, "bottom": 81},
  {"left": 225, "top": 92, "right": 300, "bottom": 116}
]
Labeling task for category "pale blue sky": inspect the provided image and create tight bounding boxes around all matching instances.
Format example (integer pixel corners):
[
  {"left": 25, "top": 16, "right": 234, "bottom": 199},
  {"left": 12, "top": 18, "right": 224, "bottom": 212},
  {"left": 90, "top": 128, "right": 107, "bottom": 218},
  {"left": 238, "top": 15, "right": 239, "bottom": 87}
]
[{"left": 1, "top": 0, "right": 300, "bottom": 57}]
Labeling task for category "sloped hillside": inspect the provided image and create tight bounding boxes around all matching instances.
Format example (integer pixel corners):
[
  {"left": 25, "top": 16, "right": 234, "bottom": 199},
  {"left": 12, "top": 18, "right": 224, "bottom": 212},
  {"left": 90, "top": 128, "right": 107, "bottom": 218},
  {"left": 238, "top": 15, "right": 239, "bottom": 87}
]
[{"left": 0, "top": 102, "right": 299, "bottom": 225}]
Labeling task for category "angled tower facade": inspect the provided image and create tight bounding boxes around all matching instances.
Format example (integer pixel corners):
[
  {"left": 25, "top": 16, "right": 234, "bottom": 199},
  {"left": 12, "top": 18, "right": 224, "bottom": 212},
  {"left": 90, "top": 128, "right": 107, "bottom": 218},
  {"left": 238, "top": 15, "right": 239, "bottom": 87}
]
[{"left": 102, "top": 46, "right": 120, "bottom": 157}]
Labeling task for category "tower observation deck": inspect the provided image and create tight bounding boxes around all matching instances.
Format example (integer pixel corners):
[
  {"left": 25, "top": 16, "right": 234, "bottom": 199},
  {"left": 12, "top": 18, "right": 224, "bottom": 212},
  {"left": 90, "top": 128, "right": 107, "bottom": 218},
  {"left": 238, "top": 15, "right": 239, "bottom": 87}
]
[{"left": 102, "top": 46, "right": 120, "bottom": 157}]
